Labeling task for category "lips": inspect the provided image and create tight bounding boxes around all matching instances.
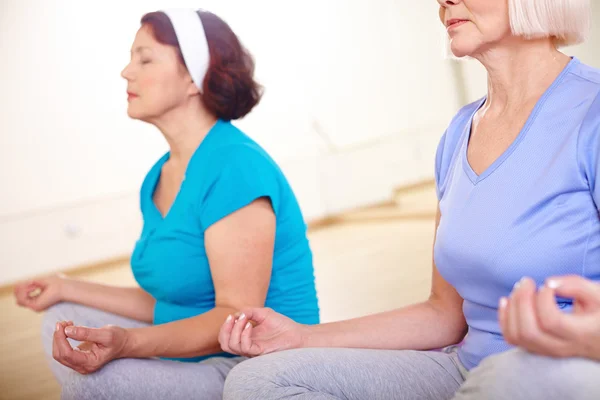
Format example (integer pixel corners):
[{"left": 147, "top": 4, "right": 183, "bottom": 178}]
[
  {"left": 127, "top": 92, "right": 138, "bottom": 100},
  {"left": 446, "top": 18, "right": 469, "bottom": 28}
]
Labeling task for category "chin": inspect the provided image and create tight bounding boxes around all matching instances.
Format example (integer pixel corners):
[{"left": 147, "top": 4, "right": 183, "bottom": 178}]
[
  {"left": 449, "top": 39, "right": 480, "bottom": 59},
  {"left": 126, "top": 106, "right": 148, "bottom": 121}
]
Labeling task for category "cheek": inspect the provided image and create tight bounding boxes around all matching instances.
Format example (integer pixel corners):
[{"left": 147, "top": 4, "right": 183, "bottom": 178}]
[
  {"left": 140, "top": 75, "right": 187, "bottom": 112},
  {"left": 470, "top": 0, "right": 511, "bottom": 37}
]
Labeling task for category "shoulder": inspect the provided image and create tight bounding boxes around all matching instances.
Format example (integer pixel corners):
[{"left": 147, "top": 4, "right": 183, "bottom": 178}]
[
  {"left": 193, "top": 123, "right": 286, "bottom": 207},
  {"left": 574, "top": 59, "right": 600, "bottom": 148},
  {"left": 437, "top": 98, "right": 483, "bottom": 155},
  {"left": 568, "top": 58, "right": 600, "bottom": 86},
  {"left": 577, "top": 90, "right": 600, "bottom": 159},
  {"left": 442, "top": 97, "right": 483, "bottom": 144},
  {"left": 200, "top": 121, "right": 281, "bottom": 177},
  {"left": 193, "top": 127, "right": 287, "bottom": 228}
]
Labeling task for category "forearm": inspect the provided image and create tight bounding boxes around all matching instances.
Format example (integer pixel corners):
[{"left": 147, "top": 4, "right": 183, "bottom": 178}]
[
  {"left": 122, "top": 306, "right": 234, "bottom": 359},
  {"left": 61, "top": 278, "right": 155, "bottom": 323},
  {"left": 302, "top": 299, "right": 467, "bottom": 351}
]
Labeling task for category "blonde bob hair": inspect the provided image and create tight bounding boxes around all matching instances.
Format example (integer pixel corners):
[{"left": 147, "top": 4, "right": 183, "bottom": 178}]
[
  {"left": 509, "top": 0, "right": 591, "bottom": 47},
  {"left": 444, "top": 0, "right": 591, "bottom": 57}
]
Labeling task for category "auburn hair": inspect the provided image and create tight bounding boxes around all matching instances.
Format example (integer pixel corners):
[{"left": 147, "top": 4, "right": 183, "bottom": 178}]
[{"left": 141, "top": 10, "right": 263, "bottom": 121}]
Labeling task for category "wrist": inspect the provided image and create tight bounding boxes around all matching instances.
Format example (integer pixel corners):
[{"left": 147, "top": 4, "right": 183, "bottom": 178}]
[
  {"left": 299, "top": 324, "right": 315, "bottom": 348},
  {"left": 58, "top": 277, "right": 75, "bottom": 302},
  {"left": 119, "top": 328, "right": 140, "bottom": 359}
]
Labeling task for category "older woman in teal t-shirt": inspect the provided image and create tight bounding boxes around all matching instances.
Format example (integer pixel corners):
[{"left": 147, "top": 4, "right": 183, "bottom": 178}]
[{"left": 14, "top": 9, "right": 319, "bottom": 399}]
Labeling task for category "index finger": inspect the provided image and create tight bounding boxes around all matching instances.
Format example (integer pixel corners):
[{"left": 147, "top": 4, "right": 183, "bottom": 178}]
[
  {"left": 536, "top": 285, "right": 580, "bottom": 340},
  {"left": 237, "top": 308, "right": 270, "bottom": 325},
  {"left": 219, "top": 315, "right": 235, "bottom": 353},
  {"left": 546, "top": 276, "right": 600, "bottom": 308},
  {"left": 64, "top": 326, "right": 113, "bottom": 346},
  {"left": 54, "top": 322, "right": 89, "bottom": 366}
]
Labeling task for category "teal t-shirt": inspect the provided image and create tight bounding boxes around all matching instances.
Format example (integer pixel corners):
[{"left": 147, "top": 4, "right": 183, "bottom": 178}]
[{"left": 131, "top": 119, "right": 320, "bottom": 361}]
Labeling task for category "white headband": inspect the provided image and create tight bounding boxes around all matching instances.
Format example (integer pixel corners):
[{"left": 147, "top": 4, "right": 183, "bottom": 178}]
[{"left": 161, "top": 8, "right": 210, "bottom": 92}]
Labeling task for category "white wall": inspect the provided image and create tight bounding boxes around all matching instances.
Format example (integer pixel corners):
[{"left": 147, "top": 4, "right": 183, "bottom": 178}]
[{"left": 0, "top": 0, "right": 467, "bottom": 284}]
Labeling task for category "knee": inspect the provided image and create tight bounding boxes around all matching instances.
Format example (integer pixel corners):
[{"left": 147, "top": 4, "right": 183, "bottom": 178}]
[
  {"left": 223, "top": 357, "right": 275, "bottom": 400},
  {"left": 42, "top": 302, "right": 83, "bottom": 335},
  {"left": 42, "top": 303, "right": 68, "bottom": 332},
  {"left": 455, "top": 348, "right": 600, "bottom": 400},
  {"left": 224, "top": 349, "right": 311, "bottom": 400},
  {"left": 61, "top": 359, "right": 131, "bottom": 400},
  {"left": 61, "top": 371, "right": 106, "bottom": 400}
]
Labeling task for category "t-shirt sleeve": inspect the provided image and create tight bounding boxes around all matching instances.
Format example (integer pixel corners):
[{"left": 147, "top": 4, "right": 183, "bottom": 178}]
[
  {"left": 578, "top": 92, "right": 600, "bottom": 210},
  {"left": 198, "top": 145, "right": 281, "bottom": 230}
]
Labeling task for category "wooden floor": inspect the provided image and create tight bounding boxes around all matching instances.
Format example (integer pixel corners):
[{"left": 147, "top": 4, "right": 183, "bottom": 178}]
[{"left": 0, "top": 184, "right": 438, "bottom": 400}]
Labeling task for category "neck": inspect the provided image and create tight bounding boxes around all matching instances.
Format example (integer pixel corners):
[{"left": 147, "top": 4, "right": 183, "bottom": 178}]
[
  {"left": 474, "top": 38, "right": 571, "bottom": 114},
  {"left": 151, "top": 99, "right": 218, "bottom": 165}
]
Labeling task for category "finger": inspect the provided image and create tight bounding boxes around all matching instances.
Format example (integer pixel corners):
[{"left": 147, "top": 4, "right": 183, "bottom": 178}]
[
  {"left": 240, "top": 322, "right": 255, "bottom": 356},
  {"left": 52, "top": 323, "right": 62, "bottom": 360},
  {"left": 64, "top": 326, "right": 113, "bottom": 346},
  {"left": 219, "top": 315, "right": 235, "bottom": 353},
  {"left": 52, "top": 322, "right": 78, "bottom": 370},
  {"left": 546, "top": 276, "right": 600, "bottom": 309},
  {"left": 228, "top": 312, "right": 248, "bottom": 354},
  {"left": 54, "top": 322, "right": 89, "bottom": 366},
  {"left": 55, "top": 321, "right": 90, "bottom": 370},
  {"left": 498, "top": 296, "right": 509, "bottom": 336},
  {"left": 14, "top": 282, "right": 38, "bottom": 304},
  {"left": 536, "top": 284, "right": 581, "bottom": 340},
  {"left": 504, "top": 280, "right": 522, "bottom": 344},
  {"left": 237, "top": 308, "right": 271, "bottom": 325},
  {"left": 513, "top": 277, "right": 540, "bottom": 345}
]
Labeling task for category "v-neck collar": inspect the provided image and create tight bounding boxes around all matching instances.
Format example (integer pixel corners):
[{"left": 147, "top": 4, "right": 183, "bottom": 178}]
[
  {"left": 461, "top": 57, "right": 578, "bottom": 185},
  {"left": 149, "top": 119, "right": 225, "bottom": 221}
]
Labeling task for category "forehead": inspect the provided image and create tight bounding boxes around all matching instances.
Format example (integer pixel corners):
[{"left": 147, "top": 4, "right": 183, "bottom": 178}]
[{"left": 131, "top": 24, "right": 161, "bottom": 52}]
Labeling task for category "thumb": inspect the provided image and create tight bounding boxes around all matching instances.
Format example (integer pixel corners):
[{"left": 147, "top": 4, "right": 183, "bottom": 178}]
[
  {"left": 64, "top": 326, "right": 115, "bottom": 346},
  {"left": 546, "top": 275, "right": 600, "bottom": 308}
]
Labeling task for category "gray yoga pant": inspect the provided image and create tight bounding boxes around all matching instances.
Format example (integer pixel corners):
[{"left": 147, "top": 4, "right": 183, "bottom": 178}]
[
  {"left": 42, "top": 302, "right": 246, "bottom": 400},
  {"left": 223, "top": 345, "right": 600, "bottom": 399}
]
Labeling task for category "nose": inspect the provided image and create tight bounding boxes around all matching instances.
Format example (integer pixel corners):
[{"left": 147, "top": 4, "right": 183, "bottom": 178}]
[
  {"left": 437, "top": 0, "right": 461, "bottom": 5},
  {"left": 121, "top": 62, "right": 134, "bottom": 81}
]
